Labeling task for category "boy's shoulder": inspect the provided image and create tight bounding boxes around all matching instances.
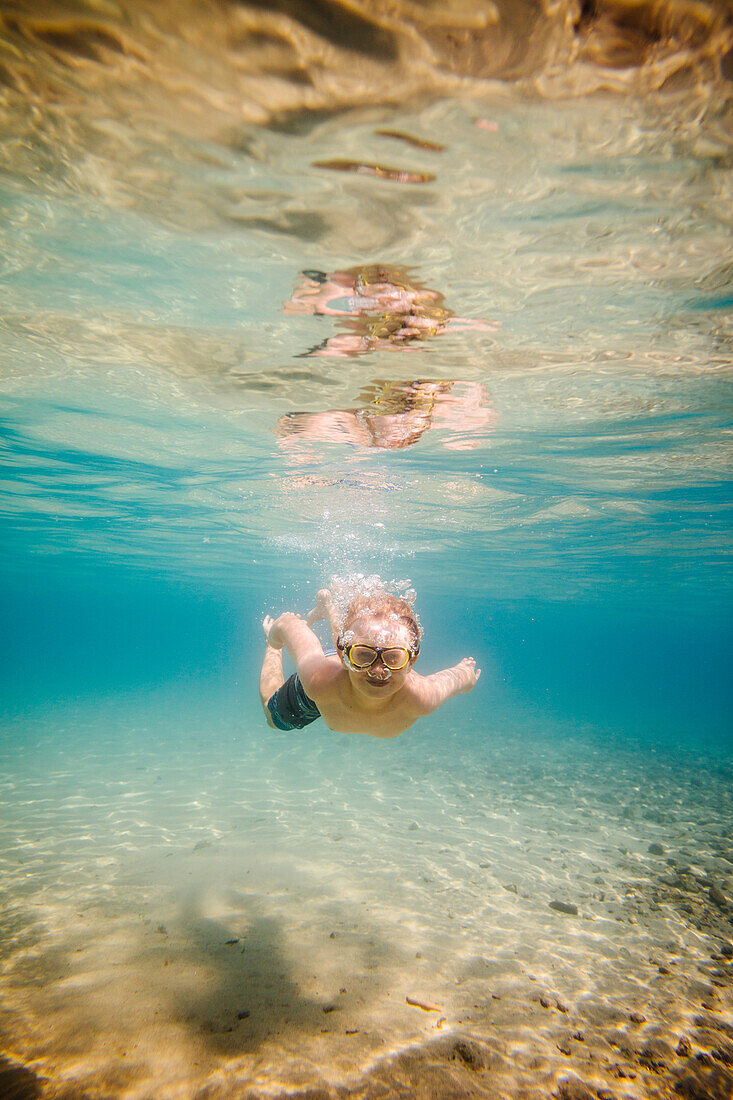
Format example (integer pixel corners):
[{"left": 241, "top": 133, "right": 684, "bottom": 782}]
[{"left": 300, "top": 652, "right": 346, "bottom": 697}]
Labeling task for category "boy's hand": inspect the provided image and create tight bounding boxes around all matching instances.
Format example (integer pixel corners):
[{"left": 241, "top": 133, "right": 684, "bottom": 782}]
[
  {"left": 456, "top": 657, "right": 481, "bottom": 692},
  {"left": 306, "top": 589, "right": 333, "bottom": 626},
  {"left": 263, "top": 612, "right": 302, "bottom": 650}
]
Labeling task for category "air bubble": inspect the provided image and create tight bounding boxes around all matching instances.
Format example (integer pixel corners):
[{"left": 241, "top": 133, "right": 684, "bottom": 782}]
[{"left": 326, "top": 572, "right": 421, "bottom": 637}]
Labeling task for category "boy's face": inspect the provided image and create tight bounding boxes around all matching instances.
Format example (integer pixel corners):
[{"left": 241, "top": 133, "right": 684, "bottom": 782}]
[{"left": 341, "top": 613, "right": 418, "bottom": 702}]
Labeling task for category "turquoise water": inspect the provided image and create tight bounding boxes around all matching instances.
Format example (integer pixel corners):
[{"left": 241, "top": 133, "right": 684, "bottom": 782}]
[
  {"left": 3, "top": 94, "right": 730, "bottom": 741},
  {"left": 1, "top": 3, "right": 732, "bottom": 1096}
]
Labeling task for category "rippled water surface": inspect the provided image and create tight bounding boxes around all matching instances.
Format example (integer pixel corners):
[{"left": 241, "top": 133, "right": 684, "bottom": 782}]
[
  {"left": 1, "top": 2, "right": 732, "bottom": 1097},
  {"left": 3, "top": 85, "right": 730, "bottom": 593}
]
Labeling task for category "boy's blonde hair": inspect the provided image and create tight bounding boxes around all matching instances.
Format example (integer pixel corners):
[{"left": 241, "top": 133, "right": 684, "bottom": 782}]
[{"left": 342, "top": 594, "right": 421, "bottom": 649}]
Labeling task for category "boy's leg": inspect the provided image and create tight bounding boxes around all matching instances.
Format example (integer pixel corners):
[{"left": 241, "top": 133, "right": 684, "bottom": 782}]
[{"left": 260, "top": 616, "right": 283, "bottom": 728}]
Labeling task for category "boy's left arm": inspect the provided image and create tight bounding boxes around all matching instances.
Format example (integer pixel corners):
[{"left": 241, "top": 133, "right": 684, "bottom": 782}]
[{"left": 411, "top": 658, "right": 481, "bottom": 715}]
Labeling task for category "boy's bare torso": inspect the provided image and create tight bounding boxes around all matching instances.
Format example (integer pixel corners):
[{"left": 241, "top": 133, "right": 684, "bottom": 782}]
[{"left": 302, "top": 654, "right": 434, "bottom": 738}]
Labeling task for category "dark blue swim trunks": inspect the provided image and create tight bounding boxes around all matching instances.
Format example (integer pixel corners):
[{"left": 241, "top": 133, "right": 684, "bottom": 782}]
[{"left": 267, "top": 673, "right": 321, "bottom": 731}]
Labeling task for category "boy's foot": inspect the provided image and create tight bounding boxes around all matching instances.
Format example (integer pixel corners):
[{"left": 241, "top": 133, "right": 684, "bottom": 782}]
[{"left": 260, "top": 616, "right": 284, "bottom": 728}]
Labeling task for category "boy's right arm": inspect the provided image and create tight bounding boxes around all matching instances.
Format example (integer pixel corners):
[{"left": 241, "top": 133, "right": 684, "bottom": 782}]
[{"left": 266, "top": 613, "right": 334, "bottom": 693}]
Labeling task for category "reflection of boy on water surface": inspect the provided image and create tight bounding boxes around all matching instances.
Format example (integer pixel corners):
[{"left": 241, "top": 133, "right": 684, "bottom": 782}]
[
  {"left": 275, "top": 378, "right": 496, "bottom": 452},
  {"left": 283, "top": 263, "right": 498, "bottom": 358}
]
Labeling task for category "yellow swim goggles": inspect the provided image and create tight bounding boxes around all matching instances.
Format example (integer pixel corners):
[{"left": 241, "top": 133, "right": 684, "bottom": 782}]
[{"left": 337, "top": 641, "right": 419, "bottom": 671}]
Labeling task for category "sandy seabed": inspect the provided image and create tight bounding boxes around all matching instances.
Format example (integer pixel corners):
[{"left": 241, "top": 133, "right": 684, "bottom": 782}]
[{"left": 0, "top": 702, "right": 731, "bottom": 1100}]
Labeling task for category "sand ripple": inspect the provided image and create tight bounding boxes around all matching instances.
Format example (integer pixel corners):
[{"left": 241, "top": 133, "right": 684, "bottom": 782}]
[{"left": 0, "top": 711, "right": 731, "bottom": 1097}]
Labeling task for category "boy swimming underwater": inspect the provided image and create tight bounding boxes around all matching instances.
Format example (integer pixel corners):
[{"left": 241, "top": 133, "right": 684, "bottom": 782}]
[{"left": 260, "top": 588, "right": 480, "bottom": 738}]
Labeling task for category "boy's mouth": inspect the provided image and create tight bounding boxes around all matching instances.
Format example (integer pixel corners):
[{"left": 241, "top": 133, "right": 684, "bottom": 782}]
[{"left": 365, "top": 674, "right": 391, "bottom": 687}]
